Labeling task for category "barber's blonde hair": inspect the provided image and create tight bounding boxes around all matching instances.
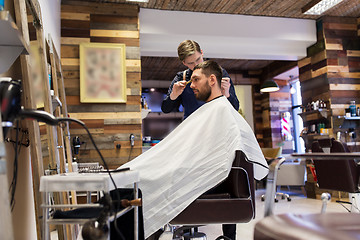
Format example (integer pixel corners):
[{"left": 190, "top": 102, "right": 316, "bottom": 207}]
[{"left": 177, "top": 40, "right": 201, "bottom": 62}]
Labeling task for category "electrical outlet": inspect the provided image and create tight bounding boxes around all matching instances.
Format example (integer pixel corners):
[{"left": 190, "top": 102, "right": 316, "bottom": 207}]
[{"left": 130, "top": 134, "right": 135, "bottom": 147}]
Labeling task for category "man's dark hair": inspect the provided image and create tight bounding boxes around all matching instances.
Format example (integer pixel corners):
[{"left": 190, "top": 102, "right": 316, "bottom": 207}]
[{"left": 193, "top": 60, "right": 222, "bottom": 86}]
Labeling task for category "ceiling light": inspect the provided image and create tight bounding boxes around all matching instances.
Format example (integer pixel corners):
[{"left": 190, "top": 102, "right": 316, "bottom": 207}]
[
  {"left": 126, "top": 0, "right": 149, "bottom": 2},
  {"left": 260, "top": 80, "right": 280, "bottom": 93},
  {"left": 290, "top": 85, "right": 297, "bottom": 95},
  {"left": 302, "top": 0, "right": 344, "bottom": 15}
]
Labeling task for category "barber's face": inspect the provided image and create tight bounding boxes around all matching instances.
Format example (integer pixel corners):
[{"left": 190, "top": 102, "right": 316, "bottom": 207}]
[
  {"left": 182, "top": 51, "right": 204, "bottom": 70},
  {"left": 190, "top": 69, "right": 211, "bottom": 102}
]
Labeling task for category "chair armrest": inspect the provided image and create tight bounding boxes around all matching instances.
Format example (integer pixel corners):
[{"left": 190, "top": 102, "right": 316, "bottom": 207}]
[
  {"left": 198, "top": 193, "right": 231, "bottom": 199},
  {"left": 224, "top": 166, "right": 251, "bottom": 198},
  {"left": 263, "top": 157, "right": 285, "bottom": 217}
]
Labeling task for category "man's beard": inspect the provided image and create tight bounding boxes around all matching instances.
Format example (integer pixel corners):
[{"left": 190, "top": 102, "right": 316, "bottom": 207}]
[{"left": 195, "top": 83, "right": 211, "bottom": 102}]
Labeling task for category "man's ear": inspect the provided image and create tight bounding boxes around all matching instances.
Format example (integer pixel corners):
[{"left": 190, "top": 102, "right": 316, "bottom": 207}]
[{"left": 209, "top": 74, "right": 216, "bottom": 86}]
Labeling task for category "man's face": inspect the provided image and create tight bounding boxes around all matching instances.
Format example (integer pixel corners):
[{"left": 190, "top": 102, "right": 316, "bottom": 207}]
[
  {"left": 182, "top": 51, "right": 204, "bottom": 70},
  {"left": 190, "top": 69, "right": 211, "bottom": 102}
]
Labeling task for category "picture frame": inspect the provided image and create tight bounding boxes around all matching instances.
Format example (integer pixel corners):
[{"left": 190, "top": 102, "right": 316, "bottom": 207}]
[
  {"left": 80, "top": 43, "right": 127, "bottom": 103},
  {"left": 29, "top": 41, "right": 45, "bottom": 109}
]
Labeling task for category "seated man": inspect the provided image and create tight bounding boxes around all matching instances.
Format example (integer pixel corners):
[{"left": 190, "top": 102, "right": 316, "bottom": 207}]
[{"left": 120, "top": 60, "right": 269, "bottom": 239}]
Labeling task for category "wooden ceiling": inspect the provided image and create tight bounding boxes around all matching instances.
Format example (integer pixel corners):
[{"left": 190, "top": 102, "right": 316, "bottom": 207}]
[
  {"left": 138, "top": 0, "right": 359, "bottom": 19},
  {"left": 141, "top": 57, "right": 274, "bottom": 81},
  {"left": 87, "top": 0, "right": 359, "bottom": 19},
  {"left": 81, "top": 0, "right": 359, "bottom": 83}
]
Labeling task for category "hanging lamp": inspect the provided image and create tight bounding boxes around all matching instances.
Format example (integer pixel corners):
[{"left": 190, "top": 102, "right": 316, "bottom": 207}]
[{"left": 260, "top": 80, "right": 280, "bottom": 93}]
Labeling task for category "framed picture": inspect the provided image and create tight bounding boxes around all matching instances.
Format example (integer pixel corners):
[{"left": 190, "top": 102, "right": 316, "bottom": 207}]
[
  {"left": 80, "top": 43, "right": 127, "bottom": 103},
  {"left": 29, "top": 41, "right": 45, "bottom": 109}
]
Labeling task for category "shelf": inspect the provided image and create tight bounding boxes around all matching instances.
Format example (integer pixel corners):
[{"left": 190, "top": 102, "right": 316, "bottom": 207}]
[
  {"left": 300, "top": 134, "right": 331, "bottom": 140},
  {"left": 298, "top": 109, "right": 331, "bottom": 121},
  {"left": 344, "top": 116, "right": 360, "bottom": 120},
  {"left": 333, "top": 116, "right": 360, "bottom": 129},
  {"left": 300, "top": 134, "right": 332, "bottom": 150},
  {"left": 298, "top": 109, "right": 331, "bottom": 127},
  {"left": 145, "top": 111, "right": 184, "bottom": 119},
  {"left": 0, "top": 10, "right": 29, "bottom": 74},
  {"left": 141, "top": 109, "right": 151, "bottom": 119}
]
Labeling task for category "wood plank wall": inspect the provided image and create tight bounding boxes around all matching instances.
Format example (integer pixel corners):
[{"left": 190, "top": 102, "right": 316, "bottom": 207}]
[
  {"left": 261, "top": 80, "right": 293, "bottom": 153},
  {"left": 258, "top": 61, "right": 297, "bottom": 153},
  {"left": 61, "top": 1, "right": 141, "bottom": 168},
  {"left": 298, "top": 16, "right": 360, "bottom": 151},
  {"left": 234, "top": 69, "right": 294, "bottom": 153},
  {"left": 253, "top": 90, "right": 264, "bottom": 147}
]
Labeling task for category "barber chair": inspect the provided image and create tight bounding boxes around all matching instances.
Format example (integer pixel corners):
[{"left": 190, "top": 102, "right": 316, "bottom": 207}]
[
  {"left": 254, "top": 212, "right": 360, "bottom": 240},
  {"left": 253, "top": 154, "right": 360, "bottom": 240},
  {"left": 167, "top": 150, "right": 255, "bottom": 239},
  {"left": 311, "top": 138, "right": 360, "bottom": 211}
]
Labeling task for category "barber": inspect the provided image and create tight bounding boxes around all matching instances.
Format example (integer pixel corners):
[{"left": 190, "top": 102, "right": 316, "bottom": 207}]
[
  {"left": 161, "top": 40, "right": 239, "bottom": 119},
  {"left": 161, "top": 40, "right": 239, "bottom": 239}
]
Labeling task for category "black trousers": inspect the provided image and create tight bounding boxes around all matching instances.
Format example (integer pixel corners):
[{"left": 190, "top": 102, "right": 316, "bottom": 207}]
[
  {"left": 203, "top": 183, "right": 237, "bottom": 240},
  {"left": 110, "top": 188, "right": 145, "bottom": 240},
  {"left": 222, "top": 224, "right": 236, "bottom": 240},
  {"left": 183, "top": 224, "right": 236, "bottom": 240}
]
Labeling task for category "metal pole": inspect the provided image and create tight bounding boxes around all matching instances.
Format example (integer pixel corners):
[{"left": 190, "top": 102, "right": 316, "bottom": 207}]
[{"left": 264, "top": 158, "right": 285, "bottom": 217}]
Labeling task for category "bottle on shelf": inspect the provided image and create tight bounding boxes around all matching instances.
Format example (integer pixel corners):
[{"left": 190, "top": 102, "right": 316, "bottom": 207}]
[
  {"left": 349, "top": 101, "right": 356, "bottom": 117},
  {"left": 143, "top": 97, "right": 148, "bottom": 109},
  {"left": 311, "top": 101, "right": 316, "bottom": 110},
  {"left": 336, "top": 131, "right": 341, "bottom": 141},
  {"left": 319, "top": 99, "right": 326, "bottom": 109},
  {"left": 141, "top": 96, "right": 144, "bottom": 108},
  {"left": 306, "top": 103, "right": 311, "bottom": 112},
  {"left": 345, "top": 108, "right": 351, "bottom": 118}
]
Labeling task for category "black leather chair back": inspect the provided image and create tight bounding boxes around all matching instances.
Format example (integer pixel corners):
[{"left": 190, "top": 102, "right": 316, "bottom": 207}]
[
  {"left": 170, "top": 150, "right": 255, "bottom": 225},
  {"left": 311, "top": 139, "right": 359, "bottom": 193}
]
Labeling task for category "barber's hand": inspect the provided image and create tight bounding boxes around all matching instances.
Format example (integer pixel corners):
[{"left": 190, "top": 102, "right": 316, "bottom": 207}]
[
  {"left": 170, "top": 81, "right": 186, "bottom": 100},
  {"left": 221, "top": 77, "right": 231, "bottom": 98}
]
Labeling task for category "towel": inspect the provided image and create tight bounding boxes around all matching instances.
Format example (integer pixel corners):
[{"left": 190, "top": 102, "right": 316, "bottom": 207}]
[{"left": 121, "top": 96, "right": 268, "bottom": 238}]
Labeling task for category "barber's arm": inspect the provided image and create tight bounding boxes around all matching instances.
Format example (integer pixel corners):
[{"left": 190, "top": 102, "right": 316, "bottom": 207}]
[
  {"left": 221, "top": 70, "right": 240, "bottom": 111},
  {"left": 161, "top": 74, "right": 183, "bottom": 113}
]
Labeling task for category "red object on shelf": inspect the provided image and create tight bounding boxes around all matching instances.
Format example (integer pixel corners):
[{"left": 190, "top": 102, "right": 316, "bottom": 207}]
[{"left": 309, "top": 164, "right": 317, "bottom": 182}]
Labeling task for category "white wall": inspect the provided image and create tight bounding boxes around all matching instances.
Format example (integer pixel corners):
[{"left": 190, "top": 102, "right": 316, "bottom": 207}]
[
  {"left": 8, "top": 147, "right": 38, "bottom": 240},
  {"left": 38, "top": 0, "right": 61, "bottom": 54},
  {"left": 235, "top": 85, "right": 254, "bottom": 131},
  {"left": 7, "top": 1, "right": 61, "bottom": 239},
  {"left": 140, "top": 8, "right": 317, "bottom": 61}
]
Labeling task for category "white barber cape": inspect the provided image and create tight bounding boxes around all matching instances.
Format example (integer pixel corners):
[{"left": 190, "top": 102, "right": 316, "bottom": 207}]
[{"left": 121, "top": 96, "right": 268, "bottom": 238}]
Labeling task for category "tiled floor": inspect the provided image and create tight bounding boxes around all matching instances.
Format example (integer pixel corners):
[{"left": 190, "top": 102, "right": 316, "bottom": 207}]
[
  {"left": 51, "top": 187, "right": 351, "bottom": 240},
  {"left": 198, "top": 187, "right": 349, "bottom": 240}
]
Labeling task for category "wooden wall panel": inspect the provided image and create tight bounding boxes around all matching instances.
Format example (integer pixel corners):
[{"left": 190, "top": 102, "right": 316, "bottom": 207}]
[
  {"left": 253, "top": 91, "right": 264, "bottom": 147},
  {"left": 299, "top": 16, "right": 360, "bottom": 151},
  {"left": 229, "top": 71, "right": 260, "bottom": 85},
  {"left": 325, "top": 17, "right": 359, "bottom": 118},
  {"left": 61, "top": 1, "right": 141, "bottom": 168},
  {"left": 265, "top": 80, "right": 293, "bottom": 154}
]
